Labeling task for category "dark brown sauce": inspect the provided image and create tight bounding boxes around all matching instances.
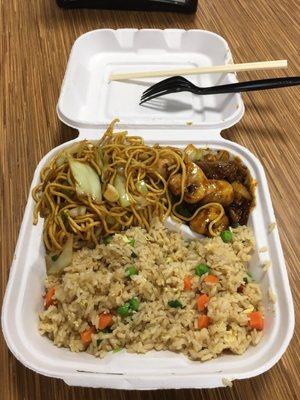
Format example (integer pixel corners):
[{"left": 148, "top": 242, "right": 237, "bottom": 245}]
[{"left": 172, "top": 149, "right": 256, "bottom": 230}]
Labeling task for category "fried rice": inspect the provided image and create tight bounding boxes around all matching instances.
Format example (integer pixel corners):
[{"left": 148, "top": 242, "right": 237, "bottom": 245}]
[{"left": 39, "top": 219, "right": 263, "bottom": 361}]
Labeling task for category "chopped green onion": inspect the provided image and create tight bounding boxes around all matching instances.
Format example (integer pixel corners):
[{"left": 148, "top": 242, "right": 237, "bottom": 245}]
[
  {"left": 129, "top": 297, "right": 140, "bottom": 311},
  {"left": 117, "top": 303, "right": 131, "bottom": 317},
  {"left": 123, "top": 236, "right": 135, "bottom": 247},
  {"left": 220, "top": 230, "right": 233, "bottom": 243},
  {"left": 125, "top": 266, "right": 138, "bottom": 278},
  {"left": 136, "top": 180, "right": 148, "bottom": 195},
  {"left": 195, "top": 263, "right": 210, "bottom": 277},
  {"left": 168, "top": 300, "right": 183, "bottom": 309},
  {"left": 113, "top": 347, "right": 122, "bottom": 353},
  {"left": 103, "top": 235, "right": 113, "bottom": 245}
]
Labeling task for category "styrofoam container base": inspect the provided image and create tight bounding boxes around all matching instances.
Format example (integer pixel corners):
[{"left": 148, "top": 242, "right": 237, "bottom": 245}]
[{"left": 1, "top": 30, "right": 294, "bottom": 389}]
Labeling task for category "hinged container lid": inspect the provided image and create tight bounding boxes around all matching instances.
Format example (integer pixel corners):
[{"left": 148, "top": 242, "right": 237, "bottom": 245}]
[{"left": 57, "top": 29, "right": 244, "bottom": 132}]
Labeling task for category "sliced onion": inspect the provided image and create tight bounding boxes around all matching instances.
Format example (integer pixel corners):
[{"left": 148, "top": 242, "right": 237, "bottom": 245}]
[
  {"left": 184, "top": 144, "right": 205, "bottom": 162},
  {"left": 104, "top": 183, "right": 119, "bottom": 202},
  {"left": 55, "top": 143, "right": 83, "bottom": 168},
  {"left": 56, "top": 153, "right": 66, "bottom": 167},
  {"left": 114, "top": 174, "right": 131, "bottom": 208},
  {"left": 99, "top": 148, "right": 109, "bottom": 171},
  {"left": 66, "top": 142, "right": 84, "bottom": 156},
  {"left": 78, "top": 205, "right": 87, "bottom": 216},
  {"left": 136, "top": 180, "right": 148, "bottom": 196},
  {"left": 69, "top": 158, "right": 102, "bottom": 202},
  {"left": 135, "top": 196, "right": 148, "bottom": 209},
  {"left": 69, "top": 206, "right": 87, "bottom": 218},
  {"left": 46, "top": 236, "right": 73, "bottom": 275}
]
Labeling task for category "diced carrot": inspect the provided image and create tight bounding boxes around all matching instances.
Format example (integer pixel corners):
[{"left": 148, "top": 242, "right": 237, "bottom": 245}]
[
  {"left": 80, "top": 326, "right": 96, "bottom": 346},
  {"left": 203, "top": 274, "right": 219, "bottom": 284},
  {"left": 249, "top": 311, "right": 264, "bottom": 330},
  {"left": 98, "top": 313, "right": 113, "bottom": 330},
  {"left": 44, "top": 287, "right": 55, "bottom": 309},
  {"left": 196, "top": 294, "right": 209, "bottom": 311},
  {"left": 197, "top": 315, "right": 211, "bottom": 329},
  {"left": 183, "top": 276, "right": 193, "bottom": 291}
]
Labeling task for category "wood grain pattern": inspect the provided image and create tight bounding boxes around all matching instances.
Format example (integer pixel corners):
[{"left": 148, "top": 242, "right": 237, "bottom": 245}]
[{"left": 0, "top": 1, "right": 299, "bottom": 399}]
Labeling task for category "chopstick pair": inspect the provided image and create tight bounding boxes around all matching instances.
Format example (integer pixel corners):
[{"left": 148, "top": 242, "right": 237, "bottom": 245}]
[
  {"left": 109, "top": 59, "right": 300, "bottom": 104},
  {"left": 109, "top": 60, "right": 288, "bottom": 81}
]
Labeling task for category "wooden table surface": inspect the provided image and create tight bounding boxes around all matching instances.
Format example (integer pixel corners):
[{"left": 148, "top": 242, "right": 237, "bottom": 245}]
[{"left": 1, "top": 1, "right": 299, "bottom": 399}]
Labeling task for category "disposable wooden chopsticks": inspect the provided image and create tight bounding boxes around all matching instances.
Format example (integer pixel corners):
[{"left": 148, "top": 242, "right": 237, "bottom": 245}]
[{"left": 109, "top": 60, "right": 288, "bottom": 81}]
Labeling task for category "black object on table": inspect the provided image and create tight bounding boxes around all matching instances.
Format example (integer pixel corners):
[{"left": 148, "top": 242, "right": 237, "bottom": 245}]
[
  {"left": 140, "top": 76, "right": 300, "bottom": 104},
  {"left": 56, "top": 0, "right": 198, "bottom": 14}
]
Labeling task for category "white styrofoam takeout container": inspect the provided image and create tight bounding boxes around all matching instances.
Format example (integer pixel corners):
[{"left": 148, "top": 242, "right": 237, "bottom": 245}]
[{"left": 1, "top": 29, "right": 294, "bottom": 389}]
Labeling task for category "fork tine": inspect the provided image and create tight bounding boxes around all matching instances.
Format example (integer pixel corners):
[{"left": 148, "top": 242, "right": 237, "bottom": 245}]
[
  {"left": 140, "top": 89, "right": 173, "bottom": 104},
  {"left": 142, "top": 76, "right": 188, "bottom": 96},
  {"left": 140, "top": 81, "right": 191, "bottom": 102},
  {"left": 141, "top": 85, "right": 177, "bottom": 102},
  {"left": 140, "top": 87, "right": 187, "bottom": 104},
  {"left": 141, "top": 79, "right": 191, "bottom": 97}
]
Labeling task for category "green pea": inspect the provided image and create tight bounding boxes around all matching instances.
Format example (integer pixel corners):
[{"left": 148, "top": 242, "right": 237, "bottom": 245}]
[
  {"left": 125, "top": 265, "right": 138, "bottom": 278},
  {"left": 220, "top": 230, "right": 233, "bottom": 243},
  {"left": 129, "top": 297, "right": 140, "bottom": 311},
  {"left": 103, "top": 235, "right": 113, "bottom": 245},
  {"left": 117, "top": 303, "right": 131, "bottom": 317},
  {"left": 168, "top": 300, "right": 183, "bottom": 308},
  {"left": 195, "top": 263, "right": 210, "bottom": 277}
]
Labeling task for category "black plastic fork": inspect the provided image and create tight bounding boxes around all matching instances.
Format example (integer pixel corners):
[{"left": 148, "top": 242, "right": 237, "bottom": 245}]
[{"left": 140, "top": 76, "right": 300, "bottom": 104}]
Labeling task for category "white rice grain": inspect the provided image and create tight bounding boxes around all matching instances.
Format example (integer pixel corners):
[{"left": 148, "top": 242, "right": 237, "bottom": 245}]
[
  {"left": 222, "top": 378, "right": 233, "bottom": 387},
  {"left": 259, "top": 246, "right": 268, "bottom": 253},
  {"left": 262, "top": 260, "right": 272, "bottom": 271},
  {"left": 268, "top": 287, "right": 277, "bottom": 303}
]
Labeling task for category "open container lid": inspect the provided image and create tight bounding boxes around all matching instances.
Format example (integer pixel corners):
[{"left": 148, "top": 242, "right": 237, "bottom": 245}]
[{"left": 57, "top": 29, "right": 245, "bottom": 132}]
